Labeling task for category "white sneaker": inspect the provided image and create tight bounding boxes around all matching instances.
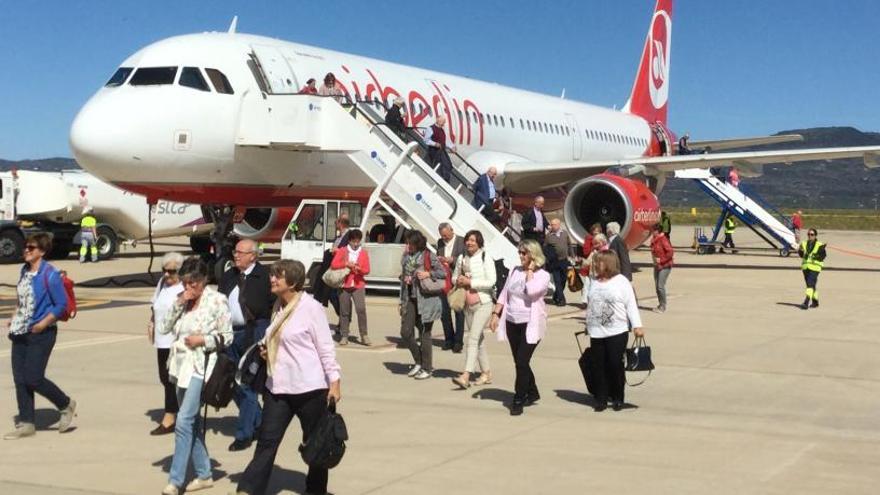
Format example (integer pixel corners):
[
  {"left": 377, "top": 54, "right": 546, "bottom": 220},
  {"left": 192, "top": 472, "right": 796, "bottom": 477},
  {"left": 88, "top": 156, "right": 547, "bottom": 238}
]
[
  {"left": 414, "top": 369, "right": 432, "bottom": 380},
  {"left": 406, "top": 365, "right": 422, "bottom": 377},
  {"left": 161, "top": 484, "right": 179, "bottom": 495},
  {"left": 185, "top": 478, "right": 213, "bottom": 492}
]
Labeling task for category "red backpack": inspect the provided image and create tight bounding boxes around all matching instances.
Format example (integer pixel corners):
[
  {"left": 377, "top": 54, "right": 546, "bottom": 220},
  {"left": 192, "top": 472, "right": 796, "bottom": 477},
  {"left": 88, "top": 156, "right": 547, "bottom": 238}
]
[{"left": 43, "top": 268, "right": 77, "bottom": 321}]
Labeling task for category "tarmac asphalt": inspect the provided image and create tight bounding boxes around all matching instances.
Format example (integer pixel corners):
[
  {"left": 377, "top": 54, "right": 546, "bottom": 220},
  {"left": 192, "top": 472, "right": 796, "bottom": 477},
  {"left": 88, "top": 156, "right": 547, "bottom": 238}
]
[{"left": 0, "top": 229, "right": 878, "bottom": 495}]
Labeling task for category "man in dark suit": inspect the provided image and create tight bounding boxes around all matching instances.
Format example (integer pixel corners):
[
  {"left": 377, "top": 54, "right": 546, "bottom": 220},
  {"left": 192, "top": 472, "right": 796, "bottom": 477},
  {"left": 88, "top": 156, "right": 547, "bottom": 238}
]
[
  {"left": 436, "top": 222, "right": 466, "bottom": 352},
  {"left": 606, "top": 221, "right": 632, "bottom": 281},
  {"left": 219, "top": 239, "right": 275, "bottom": 451},
  {"left": 385, "top": 97, "right": 407, "bottom": 140},
  {"left": 521, "top": 195, "right": 547, "bottom": 244},
  {"left": 472, "top": 166, "right": 498, "bottom": 221}
]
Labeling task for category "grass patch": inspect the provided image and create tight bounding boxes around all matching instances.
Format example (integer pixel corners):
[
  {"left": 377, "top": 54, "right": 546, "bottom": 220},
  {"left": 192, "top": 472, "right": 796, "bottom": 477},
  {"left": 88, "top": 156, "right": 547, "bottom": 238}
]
[{"left": 663, "top": 207, "right": 880, "bottom": 231}]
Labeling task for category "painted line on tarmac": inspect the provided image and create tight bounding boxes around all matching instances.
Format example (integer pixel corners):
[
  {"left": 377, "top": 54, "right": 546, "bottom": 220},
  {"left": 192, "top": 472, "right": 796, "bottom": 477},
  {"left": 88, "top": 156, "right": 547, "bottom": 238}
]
[
  {"left": 829, "top": 245, "right": 880, "bottom": 260},
  {"left": 0, "top": 335, "right": 142, "bottom": 358}
]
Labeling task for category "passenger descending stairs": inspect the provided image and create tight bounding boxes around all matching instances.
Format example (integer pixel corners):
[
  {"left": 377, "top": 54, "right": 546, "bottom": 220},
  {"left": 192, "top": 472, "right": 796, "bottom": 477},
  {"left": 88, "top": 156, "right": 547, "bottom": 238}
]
[
  {"left": 235, "top": 93, "right": 520, "bottom": 268},
  {"left": 675, "top": 168, "right": 796, "bottom": 254}
]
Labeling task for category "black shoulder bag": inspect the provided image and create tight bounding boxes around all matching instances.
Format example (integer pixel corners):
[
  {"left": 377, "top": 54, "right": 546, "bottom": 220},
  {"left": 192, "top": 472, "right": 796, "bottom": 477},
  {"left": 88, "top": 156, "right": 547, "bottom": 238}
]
[{"left": 625, "top": 335, "right": 654, "bottom": 386}]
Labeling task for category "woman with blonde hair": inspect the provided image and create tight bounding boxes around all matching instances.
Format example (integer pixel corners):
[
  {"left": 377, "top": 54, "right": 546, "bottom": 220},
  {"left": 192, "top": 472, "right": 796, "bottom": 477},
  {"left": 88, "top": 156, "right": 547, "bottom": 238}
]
[
  {"left": 586, "top": 251, "right": 645, "bottom": 412},
  {"left": 489, "top": 239, "right": 550, "bottom": 416},
  {"left": 148, "top": 251, "right": 184, "bottom": 435}
]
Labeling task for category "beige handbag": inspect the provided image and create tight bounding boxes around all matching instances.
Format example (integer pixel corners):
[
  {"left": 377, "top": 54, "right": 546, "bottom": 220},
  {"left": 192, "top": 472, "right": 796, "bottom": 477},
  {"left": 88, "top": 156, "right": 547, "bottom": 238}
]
[{"left": 447, "top": 287, "right": 467, "bottom": 312}]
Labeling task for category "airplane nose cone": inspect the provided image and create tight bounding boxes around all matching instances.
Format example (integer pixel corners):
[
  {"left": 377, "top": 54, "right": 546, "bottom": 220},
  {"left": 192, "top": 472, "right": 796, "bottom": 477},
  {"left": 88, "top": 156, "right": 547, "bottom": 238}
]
[{"left": 69, "top": 92, "right": 131, "bottom": 179}]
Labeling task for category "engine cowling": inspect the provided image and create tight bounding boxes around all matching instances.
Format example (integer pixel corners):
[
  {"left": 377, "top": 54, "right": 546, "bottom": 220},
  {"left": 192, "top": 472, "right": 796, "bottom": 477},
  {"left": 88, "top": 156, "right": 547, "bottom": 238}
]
[
  {"left": 562, "top": 174, "right": 660, "bottom": 250},
  {"left": 233, "top": 208, "right": 295, "bottom": 241}
]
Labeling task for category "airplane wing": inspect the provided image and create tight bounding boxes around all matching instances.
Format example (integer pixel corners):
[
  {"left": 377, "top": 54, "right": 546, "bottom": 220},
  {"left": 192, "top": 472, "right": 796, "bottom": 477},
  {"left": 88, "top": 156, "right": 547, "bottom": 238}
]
[
  {"left": 502, "top": 146, "right": 880, "bottom": 193},
  {"left": 688, "top": 134, "right": 803, "bottom": 152}
]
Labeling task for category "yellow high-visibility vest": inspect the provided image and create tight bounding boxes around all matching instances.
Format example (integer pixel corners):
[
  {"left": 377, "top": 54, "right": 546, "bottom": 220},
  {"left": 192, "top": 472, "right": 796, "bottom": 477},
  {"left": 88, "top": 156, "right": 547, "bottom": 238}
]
[
  {"left": 80, "top": 215, "right": 97, "bottom": 229},
  {"left": 724, "top": 217, "right": 736, "bottom": 234},
  {"left": 800, "top": 241, "right": 825, "bottom": 272}
]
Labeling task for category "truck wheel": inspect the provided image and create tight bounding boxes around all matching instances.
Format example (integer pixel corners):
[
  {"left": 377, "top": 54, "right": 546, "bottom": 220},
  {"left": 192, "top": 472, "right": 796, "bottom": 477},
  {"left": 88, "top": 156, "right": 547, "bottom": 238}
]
[
  {"left": 0, "top": 229, "right": 24, "bottom": 264},
  {"left": 189, "top": 235, "right": 213, "bottom": 255},
  {"left": 48, "top": 239, "right": 73, "bottom": 260},
  {"left": 96, "top": 225, "right": 118, "bottom": 260}
]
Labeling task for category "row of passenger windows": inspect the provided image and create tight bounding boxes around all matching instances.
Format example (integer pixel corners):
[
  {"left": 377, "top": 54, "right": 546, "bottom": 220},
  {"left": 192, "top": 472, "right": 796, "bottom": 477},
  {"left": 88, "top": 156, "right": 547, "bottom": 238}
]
[
  {"left": 105, "top": 66, "right": 235, "bottom": 94},
  {"left": 394, "top": 100, "right": 646, "bottom": 147}
]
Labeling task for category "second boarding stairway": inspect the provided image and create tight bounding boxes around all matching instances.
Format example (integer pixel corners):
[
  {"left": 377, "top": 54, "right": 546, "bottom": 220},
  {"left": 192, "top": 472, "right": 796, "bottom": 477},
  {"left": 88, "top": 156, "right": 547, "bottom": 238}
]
[
  {"left": 675, "top": 168, "right": 797, "bottom": 255},
  {"left": 235, "top": 92, "right": 520, "bottom": 267}
]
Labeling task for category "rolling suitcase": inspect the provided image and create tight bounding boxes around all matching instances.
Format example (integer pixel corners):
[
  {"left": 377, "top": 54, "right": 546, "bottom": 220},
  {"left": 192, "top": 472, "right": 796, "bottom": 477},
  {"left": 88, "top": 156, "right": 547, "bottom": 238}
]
[{"left": 574, "top": 330, "right": 595, "bottom": 395}]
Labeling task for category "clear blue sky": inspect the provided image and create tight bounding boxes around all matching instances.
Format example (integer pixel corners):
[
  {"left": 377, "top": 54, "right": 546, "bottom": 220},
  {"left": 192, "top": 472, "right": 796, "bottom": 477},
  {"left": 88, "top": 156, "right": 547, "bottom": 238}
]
[{"left": 1, "top": 0, "right": 878, "bottom": 160}]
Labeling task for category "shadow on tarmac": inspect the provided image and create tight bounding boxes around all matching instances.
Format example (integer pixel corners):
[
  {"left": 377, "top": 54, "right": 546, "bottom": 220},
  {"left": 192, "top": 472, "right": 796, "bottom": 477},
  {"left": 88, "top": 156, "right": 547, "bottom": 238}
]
[
  {"left": 554, "top": 389, "right": 639, "bottom": 411},
  {"left": 228, "top": 467, "right": 309, "bottom": 495},
  {"left": 77, "top": 271, "right": 160, "bottom": 288}
]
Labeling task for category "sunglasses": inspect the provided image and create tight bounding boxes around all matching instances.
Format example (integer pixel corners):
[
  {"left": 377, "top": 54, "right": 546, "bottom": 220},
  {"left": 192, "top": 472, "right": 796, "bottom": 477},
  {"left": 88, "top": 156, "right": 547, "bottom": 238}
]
[
  {"left": 518, "top": 250, "right": 529, "bottom": 255},
  {"left": 163, "top": 268, "right": 178, "bottom": 274},
  {"left": 807, "top": 233, "right": 816, "bottom": 237},
  {"left": 24, "top": 244, "right": 39, "bottom": 251}
]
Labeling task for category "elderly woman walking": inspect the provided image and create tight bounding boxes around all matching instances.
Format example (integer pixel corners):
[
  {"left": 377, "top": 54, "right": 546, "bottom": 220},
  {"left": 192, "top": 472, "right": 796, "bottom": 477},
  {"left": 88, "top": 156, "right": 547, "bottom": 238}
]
[
  {"left": 235, "top": 260, "right": 342, "bottom": 495},
  {"left": 159, "top": 257, "right": 233, "bottom": 495},
  {"left": 399, "top": 231, "right": 445, "bottom": 380},
  {"left": 4, "top": 233, "right": 77, "bottom": 440},
  {"left": 489, "top": 239, "right": 551, "bottom": 416},
  {"left": 148, "top": 252, "right": 185, "bottom": 435},
  {"left": 451, "top": 230, "right": 496, "bottom": 389},
  {"left": 586, "top": 251, "right": 645, "bottom": 412}
]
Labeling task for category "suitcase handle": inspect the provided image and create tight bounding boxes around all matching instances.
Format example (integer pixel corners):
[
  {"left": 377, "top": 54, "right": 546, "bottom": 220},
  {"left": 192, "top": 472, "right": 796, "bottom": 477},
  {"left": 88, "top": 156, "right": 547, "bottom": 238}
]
[{"left": 574, "top": 330, "right": 589, "bottom": 355}]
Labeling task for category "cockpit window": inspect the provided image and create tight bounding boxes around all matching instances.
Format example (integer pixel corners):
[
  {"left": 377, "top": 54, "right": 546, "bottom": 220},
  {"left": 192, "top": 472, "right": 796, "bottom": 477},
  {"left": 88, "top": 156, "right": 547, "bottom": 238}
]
[
  {"left": 179, "top": 67, "right": 210, "bottom": 92},
  {"left": 105, "top": 67, "right": 133, "bottom": 87},
  {"left": 130, "top": 67, "right": 178, "bottom": 86},
  {"left": 205, "top": 68, "right": 234, "bottom": 94}
]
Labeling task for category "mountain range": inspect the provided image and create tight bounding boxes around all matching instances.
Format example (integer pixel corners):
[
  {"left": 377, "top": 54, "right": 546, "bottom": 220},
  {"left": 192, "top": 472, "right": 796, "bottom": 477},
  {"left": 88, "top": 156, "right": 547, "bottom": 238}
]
[{"left": 3, "top": 126, "right": 879, "bottom": 209}]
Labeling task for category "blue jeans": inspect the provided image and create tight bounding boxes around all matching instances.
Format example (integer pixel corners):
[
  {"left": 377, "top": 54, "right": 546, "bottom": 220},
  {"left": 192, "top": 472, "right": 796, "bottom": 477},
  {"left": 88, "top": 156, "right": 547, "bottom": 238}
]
[
  {"left": 228, "top": 321, "right": 269, "bottom": 441},
  {"left": 169, "top": 378, "right": 211, "bottom": 487},
  {"left": 10, "top": 327, "right": 70, "bottom": 423}
]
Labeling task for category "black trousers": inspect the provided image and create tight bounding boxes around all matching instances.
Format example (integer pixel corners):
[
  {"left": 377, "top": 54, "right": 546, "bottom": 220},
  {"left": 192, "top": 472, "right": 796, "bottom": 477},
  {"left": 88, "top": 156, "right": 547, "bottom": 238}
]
[
  {"left": 238, "top": 388, "right": 329, "bottom": 495},
  {"left": 428, "top": 148, "right": 454, "bottom": 184},
  {"left": 803, "top": 269, "right": 820, "bottom": 300},
  {"left": 723, "top": 233, "right": 735, "bottom": 248},
  {"left": 590, "top": 332, "right": 629, "bottom": 404},
  {"left": 9, "top": 327, "right": 70, "bottom": 423},
  {"left": 505, "top": 321, "right": 540, "bottom": 403},
  {"left": 156, "top": 348, "right": 178, "bottom": 414},
  {"left": 551, "top": 261, "right": 570, "bottom": 304}
]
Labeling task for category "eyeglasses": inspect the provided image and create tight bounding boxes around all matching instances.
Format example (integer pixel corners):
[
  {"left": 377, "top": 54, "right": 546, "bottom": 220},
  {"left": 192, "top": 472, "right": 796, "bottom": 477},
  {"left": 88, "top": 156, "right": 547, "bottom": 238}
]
[
  {"left": 163, "top": 268, "right": 178, "bottom": 274},
  {"left": 24, "top": 244, "right": 39, "bottom": 251},
  {"left": 233, "top": 250, "right": 255, "bottom": 255},
  {"left": 807, "top": 233, "right": 816, "bottom": 237}
]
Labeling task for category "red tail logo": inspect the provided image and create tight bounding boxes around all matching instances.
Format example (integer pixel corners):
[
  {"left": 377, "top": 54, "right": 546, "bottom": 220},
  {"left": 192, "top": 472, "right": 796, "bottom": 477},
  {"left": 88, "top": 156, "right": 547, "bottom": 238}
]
[{"left": 627, "top": 0, "right": 673, "bottom": 125}]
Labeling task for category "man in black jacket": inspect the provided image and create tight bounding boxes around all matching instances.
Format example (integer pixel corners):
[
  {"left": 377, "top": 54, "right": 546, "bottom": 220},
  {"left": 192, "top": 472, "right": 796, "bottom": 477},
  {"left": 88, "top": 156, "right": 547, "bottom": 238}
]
[
  {"left": 521, "top": 195, "right": 546, "bottom": 244},
  {"left": 385, "top": 97, "right": 407, "bottom": 140},
  {"left": 606, "top": 221, "right": 632, "bottom": 281},
  {"left": 219, "top": 239, "right": 275, "bottom": 451},
  {"left": 437, "top": 223, "right": 466, "bottom": 352}
]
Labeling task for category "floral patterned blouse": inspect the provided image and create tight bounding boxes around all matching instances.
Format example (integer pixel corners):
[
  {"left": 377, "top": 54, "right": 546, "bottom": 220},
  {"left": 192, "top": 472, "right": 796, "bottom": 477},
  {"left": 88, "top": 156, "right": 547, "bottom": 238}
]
[
  {"left": 9, "top": 272, "right": 36, "bottom": 336},
  {"left": 161, "top": 286, "right": 233, "bottom": 388}
]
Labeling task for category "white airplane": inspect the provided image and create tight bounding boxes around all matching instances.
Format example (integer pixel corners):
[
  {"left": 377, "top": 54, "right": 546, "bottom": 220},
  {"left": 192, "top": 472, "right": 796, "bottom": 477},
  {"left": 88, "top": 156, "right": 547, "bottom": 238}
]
[{"left": 69, "top": 0, "right": 880, "bottom": 256}]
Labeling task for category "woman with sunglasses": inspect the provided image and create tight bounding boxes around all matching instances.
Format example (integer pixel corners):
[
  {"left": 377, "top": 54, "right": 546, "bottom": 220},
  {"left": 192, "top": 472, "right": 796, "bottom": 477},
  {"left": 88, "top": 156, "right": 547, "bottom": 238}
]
[
  {"left": 489, "top": 239, "right": 550, "bottom": 416},
  {"left": 159, "top": 257, "right": 233, "bottom": 495},
  {"left": 797, "top": 229, "right": 826, "bottom": 310},
  {"left": 4, "top": 233, "right": 77, "bottom": 440},
  {"left": 147, "top": 252, "right": 185, "bottom": 435}
]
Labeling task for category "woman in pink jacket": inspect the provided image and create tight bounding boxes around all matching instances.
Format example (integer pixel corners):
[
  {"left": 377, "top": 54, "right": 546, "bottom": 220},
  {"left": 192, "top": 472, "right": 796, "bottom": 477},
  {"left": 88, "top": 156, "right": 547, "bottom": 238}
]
[
  {"left": 330, "top": 229, "right": 371, "bottom": 346},
  {"left": 489, "top": 239, "right": 551, "bottom": 416}
]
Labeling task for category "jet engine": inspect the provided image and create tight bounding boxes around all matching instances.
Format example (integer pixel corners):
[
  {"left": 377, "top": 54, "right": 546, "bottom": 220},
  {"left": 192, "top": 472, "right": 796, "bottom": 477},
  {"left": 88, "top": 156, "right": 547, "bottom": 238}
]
[
  {"left": 233, "top": 207, "right": 295, "bottom": 241},
  {"left": 562, "top": 174, "right": 660, "bottom": 250}
]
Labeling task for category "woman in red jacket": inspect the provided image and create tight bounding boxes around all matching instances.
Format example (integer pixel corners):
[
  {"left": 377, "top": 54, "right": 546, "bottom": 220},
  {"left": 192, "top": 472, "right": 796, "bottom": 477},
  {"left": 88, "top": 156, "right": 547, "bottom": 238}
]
[
  {"left": 330, "top": 229, "right": 371, "bottom": 345},
  {"left": 650, "top": 224, "right": 674, "bottom": 313}
]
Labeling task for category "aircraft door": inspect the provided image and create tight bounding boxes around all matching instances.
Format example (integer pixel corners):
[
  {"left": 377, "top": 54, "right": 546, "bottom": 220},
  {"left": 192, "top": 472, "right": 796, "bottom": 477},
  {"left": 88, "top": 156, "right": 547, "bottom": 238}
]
[
  {"left": 281, "top": 201, "right": 327, "bottom": 270},
  {"left": 250, "top": 45, "right": 298, "bottom": 94},
  {"left": 564, "top": 114, "right": 583, "bottom": 160}
]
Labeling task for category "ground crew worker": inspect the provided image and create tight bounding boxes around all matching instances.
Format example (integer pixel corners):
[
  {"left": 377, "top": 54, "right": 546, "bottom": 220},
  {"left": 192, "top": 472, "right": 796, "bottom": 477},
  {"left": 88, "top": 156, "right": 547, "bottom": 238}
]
[
  {"left": 721, "top": 214, "right": 736, "bottom": 252},
  {"left": 79, "top": 207, "right": 98, "bottom": 262},
  {"left": 660, "top": 210, "right": 672, "bottom": 242},
  {"left": 797, "top": 228, "right": 826, "bottom": 310}
]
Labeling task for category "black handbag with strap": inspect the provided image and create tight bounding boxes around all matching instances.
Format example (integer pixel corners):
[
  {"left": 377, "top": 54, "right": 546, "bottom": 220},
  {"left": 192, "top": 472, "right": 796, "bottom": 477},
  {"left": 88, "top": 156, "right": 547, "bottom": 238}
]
[
  {"left": 201, "top": 334, "right": 237, "bottom": 409},
  {"left": 299, "top": 398, "right": 348, "bottom": 470},
  {"left": 625, "top": 335, "right": 654, "bottom": 386}
]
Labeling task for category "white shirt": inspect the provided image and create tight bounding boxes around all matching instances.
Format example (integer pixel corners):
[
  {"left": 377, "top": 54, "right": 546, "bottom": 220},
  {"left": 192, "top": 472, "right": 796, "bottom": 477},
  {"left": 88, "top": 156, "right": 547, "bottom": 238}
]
[
  {"left": 443, "top": 238, "right": 455, "bottom": 258},
  {"left": 533, "top": 208, "right": 544, "bottom": 231},
  {"left": 228, "top": 263, "right": 256, "bottom": 327},
  {"left": 586, "top": 274, "right": 642, "bottom": 338},
  {"left": 152, "top": 279, "right": 184, "bottom": 348},
  {"left": 347, "top": 245, "right": 361, "bottom": 263}
]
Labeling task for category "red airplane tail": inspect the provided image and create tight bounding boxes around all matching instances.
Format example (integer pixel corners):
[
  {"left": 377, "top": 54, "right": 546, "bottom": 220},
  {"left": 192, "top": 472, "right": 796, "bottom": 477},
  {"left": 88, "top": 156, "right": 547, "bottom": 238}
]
[{"left": 625, "top": 0, "right": 674, "bottom": 127}]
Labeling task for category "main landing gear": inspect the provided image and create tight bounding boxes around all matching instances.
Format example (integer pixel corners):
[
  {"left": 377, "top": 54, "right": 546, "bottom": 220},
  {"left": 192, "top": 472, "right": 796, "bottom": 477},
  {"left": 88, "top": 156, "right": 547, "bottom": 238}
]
[{"left": 202, "top": 205, "right": 240, "bottom": 282}]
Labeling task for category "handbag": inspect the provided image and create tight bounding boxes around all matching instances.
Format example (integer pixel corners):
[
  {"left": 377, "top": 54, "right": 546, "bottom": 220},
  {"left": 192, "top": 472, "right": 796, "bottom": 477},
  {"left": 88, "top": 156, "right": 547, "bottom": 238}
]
[
  {"left": 201, "top": 334, "right": 238, "bottom": 408},
  {"left": 465, "top": 290, "right": 481, "bottom": 307},
  {"left": 322, "top": 267, "right": 350, "bottom": 289},
  {"left": 236, "top": 341, "right": 267, "bottom": 394},
  {"left": 625, "top": 335, "right": 654, "bottom": 386},
  {"left": 418, "top": 251, "right": 445, "bottom": 296},
  {"left": 447, "top": 287, "right": 466, "bottom": 312},
  {"left": 567, "top": 266, "right": 583, "bottom": 292},
  {"left": 299, "top": 398, "right": 348, "bottom": 469}
]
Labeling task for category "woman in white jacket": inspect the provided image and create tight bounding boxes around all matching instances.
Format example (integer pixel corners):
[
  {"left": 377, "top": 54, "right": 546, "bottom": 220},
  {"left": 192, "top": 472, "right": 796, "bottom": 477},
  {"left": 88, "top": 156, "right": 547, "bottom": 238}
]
[
  {"left": 586, "top": 251, "right": 645, "bottom": 412},
  {"left": 451, "top": 230, "right": 496, "bottom": 389}
]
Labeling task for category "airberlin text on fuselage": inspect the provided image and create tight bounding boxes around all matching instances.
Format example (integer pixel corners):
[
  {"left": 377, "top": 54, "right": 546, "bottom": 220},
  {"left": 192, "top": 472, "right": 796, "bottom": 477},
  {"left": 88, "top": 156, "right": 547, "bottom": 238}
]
[{"left": 328, "top": 63, "right": 484, "bottom": 147}]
